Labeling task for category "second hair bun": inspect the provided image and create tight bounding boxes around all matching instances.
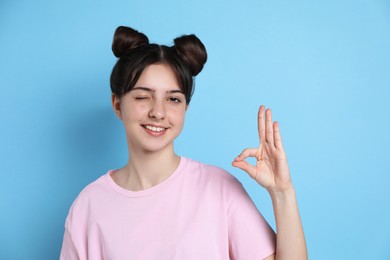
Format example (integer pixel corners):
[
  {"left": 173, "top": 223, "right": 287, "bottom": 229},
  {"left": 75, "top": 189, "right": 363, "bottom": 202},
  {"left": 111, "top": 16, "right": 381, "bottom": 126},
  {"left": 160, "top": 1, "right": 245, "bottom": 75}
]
[{"left": 174, "top": 35, "right": 207, "bottom": 76}]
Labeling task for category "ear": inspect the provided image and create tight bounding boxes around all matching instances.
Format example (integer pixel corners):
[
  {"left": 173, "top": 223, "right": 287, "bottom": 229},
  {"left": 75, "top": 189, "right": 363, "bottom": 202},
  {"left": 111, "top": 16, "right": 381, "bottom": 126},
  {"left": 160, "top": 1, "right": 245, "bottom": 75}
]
[
  {"left": 185, "top": 104, "right": 189, "bottom": 112},
  {"left": 112, "top": 94, "right": 122, "bottom": 119}
]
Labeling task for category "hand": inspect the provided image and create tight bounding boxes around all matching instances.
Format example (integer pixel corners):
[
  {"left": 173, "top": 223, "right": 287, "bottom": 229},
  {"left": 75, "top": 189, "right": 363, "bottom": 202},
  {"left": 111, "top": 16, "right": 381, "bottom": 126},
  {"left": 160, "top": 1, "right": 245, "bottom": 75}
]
[{"left": 232, "top": 105, "right": 292, "bottom": 193}]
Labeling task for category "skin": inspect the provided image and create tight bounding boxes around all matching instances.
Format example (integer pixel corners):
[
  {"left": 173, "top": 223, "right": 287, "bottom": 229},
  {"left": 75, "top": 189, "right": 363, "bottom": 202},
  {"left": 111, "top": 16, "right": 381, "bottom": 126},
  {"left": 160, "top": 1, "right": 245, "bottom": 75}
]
[
  {"left": 111, "top": 63, "right": 188, "bottom": 191},
  {"left": 112, "top": 63, "right": 307, "bottom": 259},
  {"left": 232, "top": 106, "right": 308, "bottom": 260}
]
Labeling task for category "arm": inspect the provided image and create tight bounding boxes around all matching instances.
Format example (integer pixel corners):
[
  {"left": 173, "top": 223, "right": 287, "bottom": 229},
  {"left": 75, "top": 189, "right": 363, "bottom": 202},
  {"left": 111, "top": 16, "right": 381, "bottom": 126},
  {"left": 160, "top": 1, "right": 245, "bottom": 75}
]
[{"left": 232, "top": 105, "right": 307, "bottom": 260}]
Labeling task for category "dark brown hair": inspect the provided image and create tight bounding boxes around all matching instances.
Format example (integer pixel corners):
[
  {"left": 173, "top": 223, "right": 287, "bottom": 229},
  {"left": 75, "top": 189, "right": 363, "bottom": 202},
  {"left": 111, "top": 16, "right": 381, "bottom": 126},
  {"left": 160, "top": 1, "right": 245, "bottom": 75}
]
[{"left": 110, "top": 26, "right": 207, "bottom": 104}]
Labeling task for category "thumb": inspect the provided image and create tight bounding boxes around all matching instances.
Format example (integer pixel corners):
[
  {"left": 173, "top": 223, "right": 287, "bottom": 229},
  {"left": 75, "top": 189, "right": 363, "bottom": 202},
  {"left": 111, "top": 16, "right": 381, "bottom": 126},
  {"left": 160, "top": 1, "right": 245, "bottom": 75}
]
[{"left": 232, "top": 160, "right": 256, "bottom": 178}]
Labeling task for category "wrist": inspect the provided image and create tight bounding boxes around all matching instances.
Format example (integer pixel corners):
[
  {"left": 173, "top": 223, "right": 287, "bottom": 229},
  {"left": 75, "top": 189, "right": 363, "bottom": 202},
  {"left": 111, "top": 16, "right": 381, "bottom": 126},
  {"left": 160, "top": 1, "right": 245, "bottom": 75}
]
[{"left": 268, "top": 185, "right": 296, "bottom": 203}]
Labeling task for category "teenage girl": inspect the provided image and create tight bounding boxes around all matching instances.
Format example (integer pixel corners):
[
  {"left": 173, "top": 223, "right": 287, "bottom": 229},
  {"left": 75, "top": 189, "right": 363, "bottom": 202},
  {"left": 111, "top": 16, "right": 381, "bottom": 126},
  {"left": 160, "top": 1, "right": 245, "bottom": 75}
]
[{"left": 60, "top": 26, "right": 307, "bottom": 260}]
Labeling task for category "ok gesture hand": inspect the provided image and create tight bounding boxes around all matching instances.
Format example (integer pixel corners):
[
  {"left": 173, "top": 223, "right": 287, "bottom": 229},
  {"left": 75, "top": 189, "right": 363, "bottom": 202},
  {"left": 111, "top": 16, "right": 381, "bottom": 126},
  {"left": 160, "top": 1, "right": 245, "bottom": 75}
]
[{"left": 232, "top": 105, "right": 292, "bottom": 193}]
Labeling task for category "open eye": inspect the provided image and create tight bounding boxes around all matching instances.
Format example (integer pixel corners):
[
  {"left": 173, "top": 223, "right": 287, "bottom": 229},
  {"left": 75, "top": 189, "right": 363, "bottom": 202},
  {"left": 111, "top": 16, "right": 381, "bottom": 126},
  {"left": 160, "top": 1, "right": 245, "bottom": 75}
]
[{"left": 168, "top": 97, "right": 182, "bottom": 103}]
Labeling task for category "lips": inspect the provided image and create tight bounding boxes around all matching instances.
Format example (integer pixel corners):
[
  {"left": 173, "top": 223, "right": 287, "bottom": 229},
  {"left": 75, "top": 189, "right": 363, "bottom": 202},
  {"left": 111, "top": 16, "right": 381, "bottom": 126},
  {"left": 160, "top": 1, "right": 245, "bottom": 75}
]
[{"left": 142, "top": 124, "right": 168, "bottom": 136}]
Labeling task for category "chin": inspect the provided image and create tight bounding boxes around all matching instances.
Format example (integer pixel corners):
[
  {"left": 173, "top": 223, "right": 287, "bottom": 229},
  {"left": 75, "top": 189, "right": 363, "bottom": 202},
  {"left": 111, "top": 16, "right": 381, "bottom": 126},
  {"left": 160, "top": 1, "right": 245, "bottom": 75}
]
[
  {"left": 126, "top": 127, "right": 182, "bottom": 154},
  {"left": 129, "top": 138, "right": 175, "bottom": 154},
  {"left": 141, "top": 145, "right": 174, "bottom": 154}
]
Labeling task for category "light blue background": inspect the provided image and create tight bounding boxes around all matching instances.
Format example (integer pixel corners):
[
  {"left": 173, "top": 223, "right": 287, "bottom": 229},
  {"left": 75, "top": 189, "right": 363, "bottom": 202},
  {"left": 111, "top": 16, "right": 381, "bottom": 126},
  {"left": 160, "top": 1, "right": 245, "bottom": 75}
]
[{"left": 1, "top": 0, "right": 389, "bottom": 259}]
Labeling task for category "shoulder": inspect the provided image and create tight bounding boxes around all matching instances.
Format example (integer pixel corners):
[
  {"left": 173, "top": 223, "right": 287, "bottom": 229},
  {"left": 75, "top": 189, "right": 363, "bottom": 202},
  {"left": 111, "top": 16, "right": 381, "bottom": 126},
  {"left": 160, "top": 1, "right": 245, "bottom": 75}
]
[
  {"left": 182, "top": 157, "right": 243, "bottom": 189},
  {"left": 78, "top": 173, "right": 108, "bottom": 198},
  {"left": 184, "top": 157, "right": 235, "bottom": 177},
  {"left": 67, "top": 173, "right": 110, "bottom": 212},
  {"left": 182, "top": 157, "right": 259, "bottom": 214}
]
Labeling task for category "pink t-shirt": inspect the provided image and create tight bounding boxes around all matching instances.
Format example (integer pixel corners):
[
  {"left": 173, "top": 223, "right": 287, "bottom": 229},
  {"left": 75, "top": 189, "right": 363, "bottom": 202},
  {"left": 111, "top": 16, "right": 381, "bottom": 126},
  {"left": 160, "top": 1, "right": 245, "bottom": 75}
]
[{"left": 60, "top": 157, "right": 275, "bottom": 260}]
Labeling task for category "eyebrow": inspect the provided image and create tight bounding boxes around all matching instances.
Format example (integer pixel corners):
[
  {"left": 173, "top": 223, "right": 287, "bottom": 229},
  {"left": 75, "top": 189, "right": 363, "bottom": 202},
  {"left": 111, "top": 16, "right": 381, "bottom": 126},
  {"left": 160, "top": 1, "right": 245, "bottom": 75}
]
[{"left": 131, "top": 87, "right": 184, "bottom": 94}]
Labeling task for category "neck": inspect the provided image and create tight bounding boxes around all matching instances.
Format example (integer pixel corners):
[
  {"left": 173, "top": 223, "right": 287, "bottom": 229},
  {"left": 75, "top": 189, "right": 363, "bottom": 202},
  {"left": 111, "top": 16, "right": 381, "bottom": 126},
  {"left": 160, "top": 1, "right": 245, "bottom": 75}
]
[{"left": 115, "top": 147, "right": 180, "bottom": 191}]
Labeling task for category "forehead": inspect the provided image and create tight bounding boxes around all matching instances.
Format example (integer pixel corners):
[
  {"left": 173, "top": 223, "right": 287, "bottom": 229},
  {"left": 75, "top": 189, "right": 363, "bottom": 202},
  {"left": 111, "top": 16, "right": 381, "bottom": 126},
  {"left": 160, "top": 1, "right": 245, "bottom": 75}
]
[{"left": 135, "top": 64, "right": 181, "bottom": 91}]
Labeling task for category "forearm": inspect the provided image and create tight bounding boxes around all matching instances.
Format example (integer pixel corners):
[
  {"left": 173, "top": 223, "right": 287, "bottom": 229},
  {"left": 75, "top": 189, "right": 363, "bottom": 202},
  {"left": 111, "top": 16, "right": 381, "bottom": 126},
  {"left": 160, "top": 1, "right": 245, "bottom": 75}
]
[{"left": 269, "top": 187, "right": 307, "bottom": 260}]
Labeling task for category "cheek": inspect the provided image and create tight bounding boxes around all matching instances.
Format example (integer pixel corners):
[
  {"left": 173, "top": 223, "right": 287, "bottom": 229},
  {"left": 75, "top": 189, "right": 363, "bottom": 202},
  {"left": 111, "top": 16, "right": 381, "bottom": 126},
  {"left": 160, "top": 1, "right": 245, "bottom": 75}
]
[
  {"left": 175, "top": 110, "right": 187, "bottom": 127},
  {"left": 168, "top": 107, "right": 186, "bottom": 125},
  {"left": 122, "top": 104, "right": 147, "bottom": 121}
]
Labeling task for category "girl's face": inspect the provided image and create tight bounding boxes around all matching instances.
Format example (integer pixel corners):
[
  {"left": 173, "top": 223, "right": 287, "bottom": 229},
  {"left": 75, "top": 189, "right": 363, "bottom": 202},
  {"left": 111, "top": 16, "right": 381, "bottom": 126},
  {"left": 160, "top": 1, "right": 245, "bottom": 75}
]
[{"left": 113, "top": 64, "right": 188, "bottom": 154}]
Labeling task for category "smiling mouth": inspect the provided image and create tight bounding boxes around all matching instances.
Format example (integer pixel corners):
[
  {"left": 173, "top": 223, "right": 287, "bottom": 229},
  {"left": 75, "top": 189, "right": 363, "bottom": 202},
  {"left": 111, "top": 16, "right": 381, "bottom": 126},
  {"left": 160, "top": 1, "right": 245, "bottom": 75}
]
[{"left": 142, "top": 125, "right": 167, "bottom": 132}]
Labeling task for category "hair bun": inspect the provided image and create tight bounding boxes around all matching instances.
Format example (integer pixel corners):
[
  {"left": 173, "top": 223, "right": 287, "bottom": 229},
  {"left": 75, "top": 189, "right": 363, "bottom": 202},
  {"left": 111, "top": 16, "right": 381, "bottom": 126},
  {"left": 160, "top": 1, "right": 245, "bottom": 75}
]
[
  {"left": 174, "top": 34, "right": 207, "bottom": 76},
  {"left": 112, "top": 26, "right": 149, "bottom": 58}
]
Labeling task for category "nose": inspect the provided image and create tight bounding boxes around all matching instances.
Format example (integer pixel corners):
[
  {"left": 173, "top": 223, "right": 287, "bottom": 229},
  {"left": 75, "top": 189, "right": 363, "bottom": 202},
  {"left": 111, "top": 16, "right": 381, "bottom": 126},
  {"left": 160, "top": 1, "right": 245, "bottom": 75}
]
[{"left": 148, "top": 99, "right": 166, "bottom": 120}]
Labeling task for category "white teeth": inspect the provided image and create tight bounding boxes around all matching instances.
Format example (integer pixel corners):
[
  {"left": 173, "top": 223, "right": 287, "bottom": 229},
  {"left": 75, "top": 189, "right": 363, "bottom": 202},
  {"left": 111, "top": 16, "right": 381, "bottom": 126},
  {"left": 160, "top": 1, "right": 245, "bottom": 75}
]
[{"left": 145, "top": 125, "right": 165, "bottom": 132}]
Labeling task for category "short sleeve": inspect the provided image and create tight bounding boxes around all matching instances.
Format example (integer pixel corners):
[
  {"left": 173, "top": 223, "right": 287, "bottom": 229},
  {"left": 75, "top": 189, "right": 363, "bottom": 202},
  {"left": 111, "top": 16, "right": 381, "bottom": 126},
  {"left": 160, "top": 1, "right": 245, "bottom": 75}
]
[
  {"left": 59, "top": 193, "right": 90, "bottom": 260},
  {"left": 60, "top": 217, "right": 80, "bottom": 260},
  {"left": 226, "top": 179, "right": 276, "bottom": 259}
]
